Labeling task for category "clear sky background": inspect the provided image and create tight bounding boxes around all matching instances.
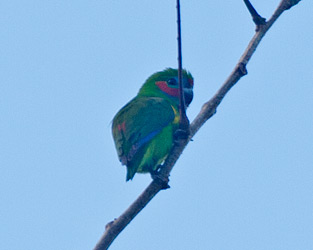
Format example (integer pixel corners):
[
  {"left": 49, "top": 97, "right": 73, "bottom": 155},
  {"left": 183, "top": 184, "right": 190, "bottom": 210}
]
[{"left": 1, "top": 1, "right": 312, "bottom": 250}]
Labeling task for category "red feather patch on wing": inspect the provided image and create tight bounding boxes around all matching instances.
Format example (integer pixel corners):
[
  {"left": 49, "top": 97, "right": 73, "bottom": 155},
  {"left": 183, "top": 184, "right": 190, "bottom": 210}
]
[{"left": 117, "top": 122, "right": 126, "bottom": 132}]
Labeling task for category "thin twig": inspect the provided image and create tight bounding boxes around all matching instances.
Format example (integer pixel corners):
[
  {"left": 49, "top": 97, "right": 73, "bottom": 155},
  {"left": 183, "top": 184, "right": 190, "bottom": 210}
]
[
  {"left": 177, "top": 0, "right": 189, "bottom": 130},
  {"left": 243, "top": 0, "right": 266, "bottom": 29},
  {"left": 94, "top": 1, "right": 302, "bottom": 249}
]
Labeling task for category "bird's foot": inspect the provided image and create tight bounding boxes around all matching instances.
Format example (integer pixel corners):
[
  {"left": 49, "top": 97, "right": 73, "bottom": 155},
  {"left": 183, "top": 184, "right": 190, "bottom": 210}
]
[
  {"left": 151, "top": 169, "right": 170, "bottom": 190},
  {"left": 174, "top": 128, "right": 190, "bottom": 144}
]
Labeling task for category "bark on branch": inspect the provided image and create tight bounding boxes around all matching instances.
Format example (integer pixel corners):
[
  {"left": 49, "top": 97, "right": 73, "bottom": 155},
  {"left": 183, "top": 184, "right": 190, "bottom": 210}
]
[{"left": 94, "top": 0, "right": 302, "bottom": 249}]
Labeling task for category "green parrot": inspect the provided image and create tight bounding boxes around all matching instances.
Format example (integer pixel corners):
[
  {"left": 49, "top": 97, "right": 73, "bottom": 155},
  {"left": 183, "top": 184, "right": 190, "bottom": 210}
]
[{"left": 112, "top": 68, "right": 194, "bottom": 181}]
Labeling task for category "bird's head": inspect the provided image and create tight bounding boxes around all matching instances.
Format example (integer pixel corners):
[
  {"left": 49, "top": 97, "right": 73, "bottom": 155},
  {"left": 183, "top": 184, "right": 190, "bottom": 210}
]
[{"left": 138, "top": 68, "right": 194, "bottom": 107}]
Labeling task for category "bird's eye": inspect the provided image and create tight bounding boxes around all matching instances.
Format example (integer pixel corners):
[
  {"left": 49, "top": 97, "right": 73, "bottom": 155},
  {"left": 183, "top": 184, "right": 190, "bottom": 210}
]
[{"left": 167, "top": 78, "right": 177, "bottom": 86}]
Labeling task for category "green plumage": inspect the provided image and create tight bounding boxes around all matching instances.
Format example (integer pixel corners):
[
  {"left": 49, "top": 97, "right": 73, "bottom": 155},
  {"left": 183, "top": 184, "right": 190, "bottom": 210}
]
[{"left": 112, "top": 68, "right": 193, "bottom": 181}]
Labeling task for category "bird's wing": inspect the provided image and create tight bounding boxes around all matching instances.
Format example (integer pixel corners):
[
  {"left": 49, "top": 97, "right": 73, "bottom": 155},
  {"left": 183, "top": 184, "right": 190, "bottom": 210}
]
[{"left": 112, "top": 97, "right": 176, "bottom": 165}]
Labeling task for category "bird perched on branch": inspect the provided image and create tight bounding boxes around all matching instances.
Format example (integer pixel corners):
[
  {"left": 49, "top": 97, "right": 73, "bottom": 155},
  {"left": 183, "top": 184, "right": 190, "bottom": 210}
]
[{"left": 112, "top": 68, "right": 194, "bottom": 181}]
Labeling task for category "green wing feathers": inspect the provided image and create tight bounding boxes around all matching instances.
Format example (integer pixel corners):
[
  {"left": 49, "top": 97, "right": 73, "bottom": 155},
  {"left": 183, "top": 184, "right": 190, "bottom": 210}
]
[{"left": 112, "top": 97, "right": 178, "bottom": 180}]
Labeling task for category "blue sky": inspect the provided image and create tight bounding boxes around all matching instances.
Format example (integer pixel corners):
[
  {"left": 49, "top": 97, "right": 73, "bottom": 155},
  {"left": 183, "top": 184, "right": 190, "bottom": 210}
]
[{"left": 1, "top": 1, "right": 312, "bottom": 249}]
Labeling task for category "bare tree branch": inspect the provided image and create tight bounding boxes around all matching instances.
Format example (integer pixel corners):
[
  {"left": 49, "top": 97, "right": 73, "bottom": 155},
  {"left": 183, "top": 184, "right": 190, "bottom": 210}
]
[{"left": 94, "top": 1, "right": 302, "bottom": 249}]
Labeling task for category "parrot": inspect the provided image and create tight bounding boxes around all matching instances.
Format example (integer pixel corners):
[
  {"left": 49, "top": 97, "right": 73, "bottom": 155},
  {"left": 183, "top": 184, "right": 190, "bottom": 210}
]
[{"left": 112, "top": 68, "right": 194, "bottom": 181}]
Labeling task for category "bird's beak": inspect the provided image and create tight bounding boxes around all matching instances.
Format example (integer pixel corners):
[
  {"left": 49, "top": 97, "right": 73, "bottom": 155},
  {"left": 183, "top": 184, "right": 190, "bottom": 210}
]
[{"left": 183, "top": 88, "right": 193, "bottom": 107}]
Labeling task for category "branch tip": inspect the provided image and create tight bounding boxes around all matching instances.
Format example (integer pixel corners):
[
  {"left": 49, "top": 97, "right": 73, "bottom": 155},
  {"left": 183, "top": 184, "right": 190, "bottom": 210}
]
[{"left": 282, "top": 0, "right": 302, "bottom": 10}]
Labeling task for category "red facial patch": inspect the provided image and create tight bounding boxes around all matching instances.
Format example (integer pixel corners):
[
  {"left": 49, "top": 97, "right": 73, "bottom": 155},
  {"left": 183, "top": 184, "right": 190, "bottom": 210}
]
[{"left": 155, "top": 81, "right": 179, "bottom": 97}]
